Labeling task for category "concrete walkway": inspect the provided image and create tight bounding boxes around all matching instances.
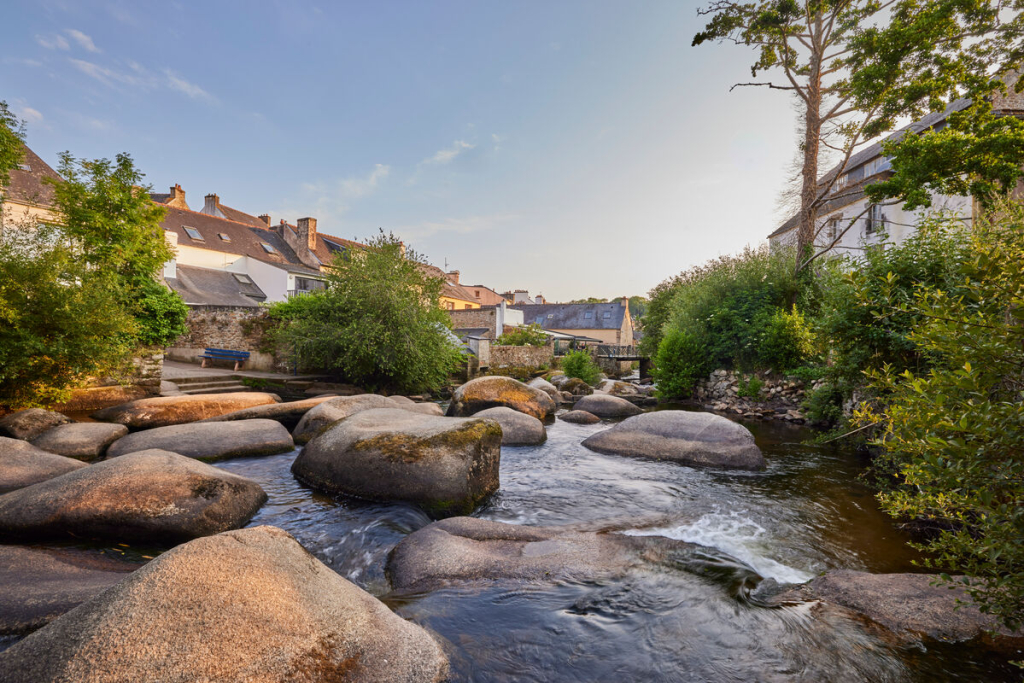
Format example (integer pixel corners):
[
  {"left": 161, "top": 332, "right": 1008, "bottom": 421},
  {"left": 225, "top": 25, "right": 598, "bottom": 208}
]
[{"left": 161, "top": 360, "right": 326, "bottom": 382}]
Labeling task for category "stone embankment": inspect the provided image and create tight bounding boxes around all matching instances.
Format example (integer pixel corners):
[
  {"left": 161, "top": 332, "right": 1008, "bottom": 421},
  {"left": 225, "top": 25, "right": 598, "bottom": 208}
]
[{"left": 693, "top": 369, "right": 825, "bottom": 424}]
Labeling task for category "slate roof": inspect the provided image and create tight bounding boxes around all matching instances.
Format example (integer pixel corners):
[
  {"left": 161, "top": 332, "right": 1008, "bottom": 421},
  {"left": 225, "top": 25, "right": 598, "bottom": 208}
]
[
  {"left": 165, "top": 264, "right": 267, "bottom": 307},
  {"left": 161, "top": 205, "right": 319, "bottom": 274},
  {"left": 466, "top": 285, "right": 510, "bottom": 306},
  {"left": 769, "top": 98, "right": 972, "bottom": 239},
  {"left": 3, "top": 145, "right": 61, "bottom": 208},
  {"left": 511, "top": 303, "right": 628, "bottom": 331},
  {"left": 419, "top": 262, "right": 480, "bottom": 302},
  {"left": 454, "top": 327, "right": 491, "bottom": 340}
]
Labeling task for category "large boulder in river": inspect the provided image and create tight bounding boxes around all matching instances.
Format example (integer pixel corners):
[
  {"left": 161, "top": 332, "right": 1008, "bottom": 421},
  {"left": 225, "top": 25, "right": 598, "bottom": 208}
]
[
  {"left": 559, "top": 410, "right": 601, "bottom": 425},
  {"left": 198, "top": 395, "right": 339, "bottom": 429},
  {"left": 0, "top": 545, "right": 138, "bottom": 635},
  {"left": 0, "top": 438, "right": 86, "bottom": 494},
  {"left": 292, "top": 394, "right": 398, "bottom": 444},
  {"left": 596, "top": 379, "right": 639, "bottom": 396},
  {"left": 30, "top": 423, "right": 128, "bottom": 461},
  {"left": 395, "top": 400, "right": 445, "bottom": 416},
  {"left": 293, "top": 408, "right": 501, "bottom": 517},
  {"left": 446, "top": 376, "right": 556, "bottom": 421},
  {"left": 0, "top": 409, "right": 71, "bottom": 441},
  {"left": 582, "top": 411, "right": 765, "bottom": 470},
  {"left": 0, "top": 526, "right": 449, "bottom": 683},
  {"left": 474, "top": 407, "right": 546, "bottom": 445},
  {"left": 573, "top": 393, "right": 643, "bottom": 418},
  {"left": 387, "top": 516, "right": 744, "bottom": 593},
  {"left": 91, "top": 392, "right": 280, "bottom": 430},
  {"left": 559, "top": 377, "right": 594, "bottom": 396},
  {"left": 106, "top": 419, "right": 294, "bottom": 461},
  {"left": 0, "top": 450, "right": 266, "bottom": 543},
  {"left": 527, "top": 377, "right": 561, "bottom": 402}
]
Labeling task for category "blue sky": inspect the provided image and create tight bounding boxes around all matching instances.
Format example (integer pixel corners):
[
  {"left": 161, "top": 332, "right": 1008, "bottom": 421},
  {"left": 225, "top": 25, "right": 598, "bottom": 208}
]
[{"left": 2, "top": 1, "right": 798, "bottom": 301}]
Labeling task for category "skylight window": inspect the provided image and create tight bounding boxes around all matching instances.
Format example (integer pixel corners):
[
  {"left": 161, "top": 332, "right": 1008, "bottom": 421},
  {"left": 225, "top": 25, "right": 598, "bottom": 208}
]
[
  {"left": 183, "top": 226, "right": 204, "bottom": 241},
  {"left": 602, "top": 311, "right": 611, "bottom": 319},
  {"left": 584, "top": 312, "right": 593, "bottom": 319},
  {"left": 218, "top": 233, "right": 231, "bottom": 242},
  {"left": 18, "top": 164, "right": 30, "bottom": 171},
  {"left": 260, "top": 243, "right": 275, "bottom": 253},
  {"left": 232, "top": 273, "right": 252, "bottom": 284}
]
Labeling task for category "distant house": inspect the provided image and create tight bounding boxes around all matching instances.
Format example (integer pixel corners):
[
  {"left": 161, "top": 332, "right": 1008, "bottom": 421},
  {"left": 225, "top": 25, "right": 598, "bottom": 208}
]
[
  {"left": 0, "top": 144, "right": 61, "bottom": 228},
  {"left": 449, "top": 302, "right": 525, "bottom": 341},
  {"left": 501, "top": 289, "right": 545, "bottom": 305},
  {"left": 461, "top": 281, "right": 509, "bottom": 306},
  {"left": 511, "top": 300, "right": 634, "bottom": 346},
  {"left": 769, "top": 87, "right": 1024, "bottom": 256},
  {"left": 418, "top": 265, "right": 481, "bottom": 310}
]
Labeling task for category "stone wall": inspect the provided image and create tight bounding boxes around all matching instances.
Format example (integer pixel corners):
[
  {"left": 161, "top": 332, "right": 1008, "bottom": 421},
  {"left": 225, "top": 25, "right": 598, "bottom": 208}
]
[
  {"left": 55, "top": 347, "right": 164, "bottom": 413},
  {"left": 167, "top": 306, "right": 279, "bottom": 372},
  {"left": 692, "top": 369, "right": 825, "bottom": 424},
  {"left": 490, "top": 342, "right": 554, "bottom": 370},
  {"left": 449, "top": 308, "right": 497, "bottom": 337}
]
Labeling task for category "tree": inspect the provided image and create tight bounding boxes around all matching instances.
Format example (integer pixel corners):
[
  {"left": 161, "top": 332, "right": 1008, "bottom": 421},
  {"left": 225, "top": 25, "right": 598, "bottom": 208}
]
[
  {"left": 694, "top": 0, "right": 1024, "bottom": 271},
  {"left": 856, "top": 202, "right": 1024, "bottom": 631},
  {"left": 267, "top": 231, "right": 463, "bottom": 393},
  {"left": 560, "top": 350, "right": 601, "bottom": 385},
  {"left": 0, "top": 101, "right": 24, "bottom": 191},
  {"left": 496, "top": 323, "right": 549, "bottom": 347},
  {"left": 48, "top": 152, "right": 187, "bottom": 347}
]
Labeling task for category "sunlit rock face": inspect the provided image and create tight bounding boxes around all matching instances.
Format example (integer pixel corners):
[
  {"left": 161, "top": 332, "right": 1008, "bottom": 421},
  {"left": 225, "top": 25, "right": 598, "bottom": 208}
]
[
  {"left": 446, "top": 376, "right": 557, "bottom": 421},
  {"left": 91, "top": 392, "right": 280, "bottom": 430}
]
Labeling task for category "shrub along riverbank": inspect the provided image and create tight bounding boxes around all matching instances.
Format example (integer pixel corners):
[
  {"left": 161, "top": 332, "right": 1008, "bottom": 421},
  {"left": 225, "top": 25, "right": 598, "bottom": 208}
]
[{"left": 644, "top": 204, "right": 1024, "bottom": 631}]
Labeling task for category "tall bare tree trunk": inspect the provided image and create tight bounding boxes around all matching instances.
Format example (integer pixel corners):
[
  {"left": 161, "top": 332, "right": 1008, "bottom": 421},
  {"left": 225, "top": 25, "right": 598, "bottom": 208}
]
[{"left": 797, "top": 26, "right": 823, "bottom": 273}]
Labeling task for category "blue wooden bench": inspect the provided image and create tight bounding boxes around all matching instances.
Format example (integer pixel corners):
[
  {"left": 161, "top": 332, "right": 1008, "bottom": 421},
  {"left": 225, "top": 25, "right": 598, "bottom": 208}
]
[{"left": 198, "top": 348, "right": 250, "bottom": 371}]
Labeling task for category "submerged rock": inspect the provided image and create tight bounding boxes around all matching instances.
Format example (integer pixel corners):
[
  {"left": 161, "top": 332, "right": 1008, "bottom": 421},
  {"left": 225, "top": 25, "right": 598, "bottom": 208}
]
[
  {"left": 387, "top": 516, "right": 741, "bottom": 593},
  {"left": 293, "top": 408, "right": 501, "bottom": 517},
  {"left": 559, "top": 410, "right": 601, "bottom": 425},
  {"left": 0, "top": 526, "right": 449, "bottom": 683},
  {"left": 474, "top": 407, "right": 546, "bottom": 445},
  {"left": 0, "top": 409, "right": 72, "bottom": 441},
  {"left": 0, "top": 438, "right": 86, "bottom": 494},
  {"left": 582, "top": 411, "right": 765, "bottom": 470},
  {"left": 198, "top": 395, "right": 340, "bottom": 429},
  {"left": 0, "top": 545, "right": 139, "bottom": 635},
  {"left": 559, "top": 377, "right": 594, "bottom": 396},
  {"left": 446, "top": 376, "right": 556, "bottom": 421},
  {"left": 30, "top": 423, "right": 128, "bottom": 461},
  {"left": 91, "top": 393, "right": 280, "bottom": 430},
  {"left": 106, "top": 419, "right": 294, "bottom": 461},
  {"left": 0, "top": 449, "right": 267, "bottom": 543},
  {"left": 572, "top": 393, "right": 643, "bottom": 418},
  {"left": 292, "top": 394, "right": 399, "bottom": 444},
  {"left": 774, "top": 570, "right": 1024, "bottom": 648}
]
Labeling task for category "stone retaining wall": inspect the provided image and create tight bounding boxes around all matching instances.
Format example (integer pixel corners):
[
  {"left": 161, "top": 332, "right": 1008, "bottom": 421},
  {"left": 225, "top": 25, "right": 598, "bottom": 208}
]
[
  {"left": 490, "top": 343, "right": 554, "bottom": 370},
  {"left": 167, "top": 306, "right": 280, "bottom": 372},
  {"left": 693, "top": 369, "right": 824, "bottom": 424}
]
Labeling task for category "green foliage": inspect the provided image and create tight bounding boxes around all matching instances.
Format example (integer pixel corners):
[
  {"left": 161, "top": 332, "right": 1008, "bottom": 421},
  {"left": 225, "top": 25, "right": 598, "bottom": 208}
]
[
  {"left": 496, "top": 323, "right": 548, "bottom": 347},
  {"left": 639, "top": 274, "right": 683, "bottom": 358},
  {"left": 758, "top": 305, "right": 815, "bottom": 372},
  {"left": 133, "top": 278, "right": 190, "bottom": 346},
  {"left": 858, "top": 205, "right": 1024, "bottom": 630},
  {"left": 0, "top": 225, "right": 136, "bottom": 408},
  {"left": 612, "top": 296, "right": 648, "bottom": 320},
  {"left": 803, "top": 382, "right": 847, "bottom": 426},
  {"left": 560, "top": 350, "right": 601, "bottom": 385},
  {"left": 0, "top": 101, "right": 24, "bottom": 190},
  {"left": 266, "top": 231, "right": 463, "bottom": 393},
  {"left": 736, "top": 375, "right": 764, "bottom": 400},
  {"left": 652, "top": 329, "right": 710, "bottom": 399}
]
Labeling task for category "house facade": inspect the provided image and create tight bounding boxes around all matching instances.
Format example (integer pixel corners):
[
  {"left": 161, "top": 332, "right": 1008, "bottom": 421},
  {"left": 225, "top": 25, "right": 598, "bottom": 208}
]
[
  {"left": 511, "top": 300, "right": 634, "bottom": 346},
  {"left": 0, "top": 145, "right": 61, "bottom": 228}
]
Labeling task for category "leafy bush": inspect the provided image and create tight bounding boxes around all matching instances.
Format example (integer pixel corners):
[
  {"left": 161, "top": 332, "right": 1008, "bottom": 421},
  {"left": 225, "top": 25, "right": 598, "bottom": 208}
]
[
  {"left": 758, "top": 305, "right": 815, "bottom": 372},
  {"left": 802, "top": 382, "right": 846, "bottom": 425},
  {"left": 857, "top": 205, "right": 1024, "bottom": 630},
  {"left": 496, "top": 323, "right": 548, "bottom": 347},
  {"left": 267, "top": 231, "right": 463, "bottom": 393},
  {"left": 652, "top": 329, "right": 710, "bottom": 399},
  {"left": 737, "top": 375, "right": 764, "bottom": 400},
  {"left": 132, "top": 278, "right": 190, "bottom": 346},
  {"left": 560, "top": 350, "right": 601, "bottom": 385}
]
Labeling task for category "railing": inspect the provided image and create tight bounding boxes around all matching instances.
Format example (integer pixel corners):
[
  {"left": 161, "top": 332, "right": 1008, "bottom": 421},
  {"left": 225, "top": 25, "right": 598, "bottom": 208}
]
[
  {"left": 596, "top": 345, "right": 639, "bottom": 358},
  {"left": 286, "top": 289, "right": 319, "bottom": 298}
]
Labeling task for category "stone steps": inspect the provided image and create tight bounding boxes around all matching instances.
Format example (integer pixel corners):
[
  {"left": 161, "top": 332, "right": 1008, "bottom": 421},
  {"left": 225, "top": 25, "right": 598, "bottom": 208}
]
[{"left": 172, "top": 377, "right": 253, "bottom": 395}]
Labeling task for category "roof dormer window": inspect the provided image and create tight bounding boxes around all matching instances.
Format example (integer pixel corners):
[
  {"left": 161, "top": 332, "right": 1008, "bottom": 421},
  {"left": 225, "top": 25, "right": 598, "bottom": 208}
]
[
  {"left": 218, "top": 233, "right": 231, "bottom": 242},
  {"left": 260, "top": 243, "right": 275, "bottom": 253},
  {"left": 232, "top": 273, "right": 252, "bottom": 284},
  {"left": 183, "top": 226, "right": 204, "bottom": 241},
  {"left": 18, "top": 164, "right": 30, "bottom": 171}
]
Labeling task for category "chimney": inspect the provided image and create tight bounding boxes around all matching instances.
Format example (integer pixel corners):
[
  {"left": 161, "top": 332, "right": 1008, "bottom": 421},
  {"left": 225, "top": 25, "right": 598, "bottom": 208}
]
[
  {"left": 620, "top": 297, "right": 629, "bottom": 307},
  {"left": 202, "top": 193, "right": 223, "bottom": 218},
  {"left": 399, "top": 241, "right": 407, "bottom": 258},
  {"left": 447, "top": 270, "right": 460, "bottom": 284},
  {"left": 258, "top": 214, "right": 271, "bottom": 227},
  {"left": 535, "top": 295, "right": 544, "bottom": 305},
  {"left": 297, "top": 217, "right": 318, "bottom": 250}
]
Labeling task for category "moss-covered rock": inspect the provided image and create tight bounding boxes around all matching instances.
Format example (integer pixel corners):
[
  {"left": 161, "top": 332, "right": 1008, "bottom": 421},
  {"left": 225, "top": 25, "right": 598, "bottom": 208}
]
[{"left": 446, "top": 376, "right": 556, "bottom": 421}]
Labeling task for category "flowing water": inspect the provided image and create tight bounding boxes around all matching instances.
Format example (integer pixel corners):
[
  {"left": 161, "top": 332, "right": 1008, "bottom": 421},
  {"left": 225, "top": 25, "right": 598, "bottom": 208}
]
[{"left": 207, "top": 407, "right": 1018, "bottom": 682}]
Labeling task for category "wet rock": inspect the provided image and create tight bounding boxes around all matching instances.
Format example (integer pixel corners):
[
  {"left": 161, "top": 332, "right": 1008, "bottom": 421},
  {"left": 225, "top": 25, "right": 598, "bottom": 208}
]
[
  {"left": 527, "top": 377, "right": 561, "bottom": 402},
  {"left": 0, "top": 410, "right": 72, "bottom": 441},
  {"left": 0, "top": 526, "right": 449, "bottom": 683},
  {"left": 0, "top": 545, "right": 139, "bottom": 635},
  {"left": 596, "top": 380, "right": 639, "bottom": 396},
  {"left": 474, "top": 407, "right": 546, "bottom": 446},
  {"left": 292, "top": 394, "right": 399, "bottom": 444},
  {"left": 395, "top": 400, "right": 445, "bottom": 416},
  {"left": 387, "top": 516, "right": 730, "bottom": 592},
  {"left": 559, "top": 410, "right": 601, "bottom": 425},
  {"left": 0, "top": 438, "right": 86, "bottom": 494},
  {"left": 775, "top": 570, "right": 1024, "bottom": 647},
  {"left": 446, "top": 376, "right": 556, "bottom": 421},
  {"left": 91, "top": 393, "right": 280, "bottom": 430},
  {"left": 30, "top": 423, "right": 128, "bottom": 461},
  {"left": 304, "top": 381, "right": 365, "bottom": 397},
  {"left": 559, "top": 377, "right": 594, "bottom": 396},
  {"left": 106, "top": 419, "right": 294, "bottom": 461},
  {"left": 0, "top": 449, "right": 267, "bottom": 543},
  {"left": 197, "top": 395, "right": 338, "bottom": 430},
  {"left": 581, "top": 411, "right": 765, "bottom": 470},
  {"left": 572, "top": 393, "right": 643, "bottom": 418},
  {"left": 293, "top": 408, "right": 501, "bottom": 517}
]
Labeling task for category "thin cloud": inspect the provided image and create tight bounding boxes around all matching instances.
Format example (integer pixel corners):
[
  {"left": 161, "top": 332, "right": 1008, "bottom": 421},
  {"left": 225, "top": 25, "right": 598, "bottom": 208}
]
[
  {"left": 423, "top": 140, "right": 475, "bottom": 166},
  {"left": 65, "top": 29, "right": 100, "bottom": 53},
  {"left": 279, "top": 164, "right": 392, "bottom": 226},
  {"left": 69, "top": 58, "right": 145, "bottom": 87},
  {"left": 164, "top": 69, "right": 216, "bottom": 102},
  {"left": 36, "top": 33, "right": 70, "bottom": 50},
  {"left": 69, "top": 59, "right": 217, "bottom": 104},
  {"left": 13, "top": 103, "right": 44, "bottom": 125}
]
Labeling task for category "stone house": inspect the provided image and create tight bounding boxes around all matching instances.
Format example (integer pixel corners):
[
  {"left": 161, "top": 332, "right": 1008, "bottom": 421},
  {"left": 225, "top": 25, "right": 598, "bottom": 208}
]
[
  {"left": 418, "top": 264, "right": 481, "bottom": 310},
  {"left": 768, "top": 87, "right": 1024, "bottom": 255},
  {"left": 463, "top": 283, "right": 509, "bottom": 306},
  {"left": 449, "top": 302, "right": 525, "bottom": 341},
  {"left": 511, "top": 300, "right": 634, "bottom": 346},
  {"left": 0, "top": 144, "right": 61, "bottom": 228}
]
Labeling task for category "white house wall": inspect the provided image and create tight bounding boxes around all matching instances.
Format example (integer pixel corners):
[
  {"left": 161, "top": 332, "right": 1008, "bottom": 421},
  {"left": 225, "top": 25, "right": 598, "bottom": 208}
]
[{"left": 244, "top": 256, "right": 292, "bottom": 303}]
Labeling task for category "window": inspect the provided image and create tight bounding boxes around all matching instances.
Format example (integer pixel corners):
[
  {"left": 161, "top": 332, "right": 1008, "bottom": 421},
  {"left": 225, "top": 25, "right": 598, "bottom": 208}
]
[
  {"left": 584, "top": 312, "right": 593, "bottom": 319},
  {"left": 260, "top": 243, "right": 275, "bottom": 253},
  {"left": 825, "top": 215, "right": 842, "bottom": 243},
  {"left": 183, "top": 226, "right": 204, "bottom": 241},
  {"left": 218, "top": 233, "right": 231, "bottom": 242},
  {"left": 835, "top": 173, "right": 849, "bottom": 190},
  {"left": 547, "top": 314, "right": 554, "bottom": 319},
  {"left": 446, "top": 301, "right": 455, "bottom": 310},
  {"left": 18, "top": 163, "right": 30, "bottom": 172},
  {"left": 464, "top": 304, "right": 472, "bottom": 309},
  {"left": 865, "top": 204, "right": 887, "bottom": 235},
  {"left": 602, "top": 311, "right": 611, "bottom": 319},
  {"left": 232, "top": 273, "right": 252, "bottom": 285},
  {"left": 475, "top": 290, "right": 480, "bottom": 297},
  {"left": 295, "top": 277, "right": 325, "bottom": 292}
]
